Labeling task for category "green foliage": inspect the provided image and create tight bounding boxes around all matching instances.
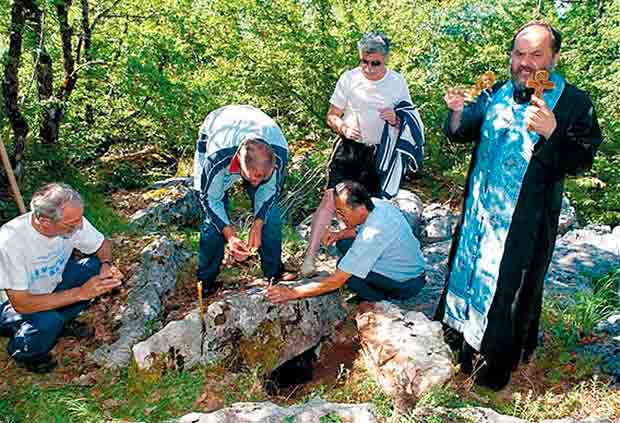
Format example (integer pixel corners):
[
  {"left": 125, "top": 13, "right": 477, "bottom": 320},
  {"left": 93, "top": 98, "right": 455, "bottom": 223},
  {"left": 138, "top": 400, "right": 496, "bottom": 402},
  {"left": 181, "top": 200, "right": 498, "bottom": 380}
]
[{"left": 543, "top": 269, "right": 620, "bottom": 350}]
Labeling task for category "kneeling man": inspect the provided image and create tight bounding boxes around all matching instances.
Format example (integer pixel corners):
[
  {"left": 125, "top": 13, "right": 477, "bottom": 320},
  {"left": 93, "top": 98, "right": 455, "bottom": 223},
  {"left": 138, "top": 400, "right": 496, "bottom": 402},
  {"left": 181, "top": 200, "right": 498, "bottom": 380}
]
[
  {"left": 0, "top": 183, "right": 122, "bottom": 373},
  {"left": 267, "top": 181, "right": 426, "bottom": 303}
]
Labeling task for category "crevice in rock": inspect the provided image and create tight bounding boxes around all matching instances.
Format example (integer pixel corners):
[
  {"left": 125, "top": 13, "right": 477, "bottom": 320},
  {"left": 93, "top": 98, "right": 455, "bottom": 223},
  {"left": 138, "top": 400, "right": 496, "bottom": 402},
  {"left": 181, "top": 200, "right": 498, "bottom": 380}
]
[{"left": 263, "top": 345, "right": 319, "bottom": 396}]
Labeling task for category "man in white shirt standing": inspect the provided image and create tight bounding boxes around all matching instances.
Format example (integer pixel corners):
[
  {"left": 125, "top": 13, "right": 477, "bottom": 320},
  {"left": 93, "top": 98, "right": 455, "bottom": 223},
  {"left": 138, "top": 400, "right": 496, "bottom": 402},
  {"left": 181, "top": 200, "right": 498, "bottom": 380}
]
[
  {"left": 301, "top": 31, "right": 424, "bottom": 277},
  {"left": 0, "top": 183, "right": 122, "bottom": 373}
]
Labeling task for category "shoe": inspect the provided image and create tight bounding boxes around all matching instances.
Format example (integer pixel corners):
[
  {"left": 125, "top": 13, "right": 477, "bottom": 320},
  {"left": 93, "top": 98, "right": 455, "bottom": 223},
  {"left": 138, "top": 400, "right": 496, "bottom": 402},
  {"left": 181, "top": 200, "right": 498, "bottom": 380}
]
[
  {"left": 300, "top": 255, "right": 317, "bottom": 278},
  {"left": 15, "top": 354, "right": 57, "bottom": 374},
  {"left": 60, "top": 320, "right": 93, "bottom": 339},
  {"left": 201, "top": 280, "right": 223, "bottom": 297},
  {"left": 474, "top": 362, "right": 511, "bottom": 391}
]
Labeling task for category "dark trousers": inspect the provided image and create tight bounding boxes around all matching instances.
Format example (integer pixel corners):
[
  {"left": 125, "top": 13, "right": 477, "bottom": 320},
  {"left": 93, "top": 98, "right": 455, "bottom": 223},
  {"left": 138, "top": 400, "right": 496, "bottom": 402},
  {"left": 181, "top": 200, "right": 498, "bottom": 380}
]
[
  {"left": 0, "top": 256, "right": 101, "bottom": 361},
  {"left": 336, "top": 239, "right": 425, "bottom": 301},
  {"left": 198, "top": 183, "right": 283, "bottom": 286}
]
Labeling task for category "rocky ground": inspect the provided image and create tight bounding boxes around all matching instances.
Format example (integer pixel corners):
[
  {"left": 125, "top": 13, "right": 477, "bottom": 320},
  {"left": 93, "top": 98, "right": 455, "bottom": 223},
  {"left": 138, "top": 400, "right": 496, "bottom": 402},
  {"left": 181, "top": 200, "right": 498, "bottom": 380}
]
[{"left": 1, "top": 180, "right": 619, "bottom": 422}]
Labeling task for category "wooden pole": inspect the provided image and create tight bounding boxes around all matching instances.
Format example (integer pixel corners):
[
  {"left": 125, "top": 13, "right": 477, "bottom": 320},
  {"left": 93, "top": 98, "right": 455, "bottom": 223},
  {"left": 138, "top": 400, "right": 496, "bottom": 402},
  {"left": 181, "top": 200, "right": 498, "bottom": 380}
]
[{"left": 0, "top": 129, "right": 27, "bottom": 214}]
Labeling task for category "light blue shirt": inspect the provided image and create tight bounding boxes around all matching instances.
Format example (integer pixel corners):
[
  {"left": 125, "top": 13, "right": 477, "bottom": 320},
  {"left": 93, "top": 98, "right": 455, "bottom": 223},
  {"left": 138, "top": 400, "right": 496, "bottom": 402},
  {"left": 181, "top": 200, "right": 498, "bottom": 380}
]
[{"left": 338, "top": 199, "right": 426, "bottom": 282}]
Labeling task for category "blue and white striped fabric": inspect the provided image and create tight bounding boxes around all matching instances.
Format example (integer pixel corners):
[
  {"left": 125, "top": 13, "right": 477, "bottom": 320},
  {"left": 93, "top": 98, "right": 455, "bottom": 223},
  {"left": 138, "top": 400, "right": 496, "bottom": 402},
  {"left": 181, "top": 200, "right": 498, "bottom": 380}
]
[{"left": 376, "top": 101, "right": 425, "bottom": 198}]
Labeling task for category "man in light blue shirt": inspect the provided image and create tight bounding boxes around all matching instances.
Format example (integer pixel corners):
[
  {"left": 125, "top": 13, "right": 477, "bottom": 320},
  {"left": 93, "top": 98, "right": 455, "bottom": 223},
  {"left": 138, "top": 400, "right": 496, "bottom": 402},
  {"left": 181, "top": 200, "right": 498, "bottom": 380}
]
[{"left": 267, "top": 181, "right": 426, "bottom": 303}]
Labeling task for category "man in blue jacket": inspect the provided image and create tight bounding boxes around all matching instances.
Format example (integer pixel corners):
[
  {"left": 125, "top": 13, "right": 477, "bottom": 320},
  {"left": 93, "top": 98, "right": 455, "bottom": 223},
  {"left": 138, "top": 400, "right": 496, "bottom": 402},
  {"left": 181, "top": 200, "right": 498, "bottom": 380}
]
[{"left": 193, "top": 105, "right": 293, "bottom": 296}]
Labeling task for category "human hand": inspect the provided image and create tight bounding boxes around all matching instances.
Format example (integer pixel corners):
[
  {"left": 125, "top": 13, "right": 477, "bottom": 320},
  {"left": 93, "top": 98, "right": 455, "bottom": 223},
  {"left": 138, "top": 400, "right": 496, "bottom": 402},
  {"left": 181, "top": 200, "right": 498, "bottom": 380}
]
[
  {"left": 248, "top": 219, "right": 263, "bottom": 253},
  {"left": 340, "top": 123, "right": 361, "bottom": 140},
  {"left": 266, "top": 285, "right": 298, "bottom": 304},
  {"left": 379, "top": 107, "right": 398, "bottom": 126},
  {"left": 525, "top": 96, "right": 557, "bottom": 139},
  {"left": 80, "top": 274, "right": 122, "bottom": 300},
  {"left": 445, "top": 87, "right": 466, "bottom": 112},
  {"left": 99, "top": 263, "right": 123, "bottom": 281},
  {"left": 226, "top": 235, "right": 251, "bottom": 261},
  {"left": 322, "top": 230, "right": 340, "bottom": 247}
]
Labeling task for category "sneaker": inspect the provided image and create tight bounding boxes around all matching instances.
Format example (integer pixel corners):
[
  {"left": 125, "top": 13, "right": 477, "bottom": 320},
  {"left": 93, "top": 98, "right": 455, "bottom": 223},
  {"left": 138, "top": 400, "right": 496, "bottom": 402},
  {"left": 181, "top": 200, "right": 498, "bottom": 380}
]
[
  {"left": 15, "top": 354, "right": 57, "bottom": 374},
  {"left": 60, "top": 320, "right": 93, "bottom": 339},
  {"left": 300, "top": 255, "right": 317, "bottom": 278}
]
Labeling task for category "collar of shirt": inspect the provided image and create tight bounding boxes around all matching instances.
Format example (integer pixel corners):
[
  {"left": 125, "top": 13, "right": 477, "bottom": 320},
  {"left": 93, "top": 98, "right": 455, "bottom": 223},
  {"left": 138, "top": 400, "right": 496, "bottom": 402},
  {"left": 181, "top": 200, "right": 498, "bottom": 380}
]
[{"left": 229, "top": 153, "right": 241, "bottom": 173}]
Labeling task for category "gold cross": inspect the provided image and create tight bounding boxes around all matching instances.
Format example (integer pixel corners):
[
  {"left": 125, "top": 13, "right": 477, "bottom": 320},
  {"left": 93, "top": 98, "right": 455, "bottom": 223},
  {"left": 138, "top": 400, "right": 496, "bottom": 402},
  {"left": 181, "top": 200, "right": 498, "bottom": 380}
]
[
  {"left": 465, "top": 71, "right": 497, "bottom": 103},
  {"left": 526, "top": 70, "right": 555, "bottom": 99}
]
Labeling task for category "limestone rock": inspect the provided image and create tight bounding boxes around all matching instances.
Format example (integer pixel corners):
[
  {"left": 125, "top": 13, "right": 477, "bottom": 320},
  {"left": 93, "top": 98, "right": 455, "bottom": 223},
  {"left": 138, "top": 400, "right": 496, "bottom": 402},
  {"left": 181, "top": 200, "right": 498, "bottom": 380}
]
[
  {"left": 420, "top": 203, "right": 458, "bottom": 245},
  {"left": 92, "top": 236, "right": 191, "bottom": 367},
  {"left": 594, "top": 314, "right": 620, "bottom": 337},
  {"left": 149, "top": 177, "right": 192, "bottom": 189},
  {"left": 410, "top": 406, "right": 525, "bottom": 423},
  {"left": 408, "top": 239, "right": 451, "bottom": 318},
  {"left": 166, "top": 398, "right": 376, "bottom": 422},
  {"left": 545, "top": 225, "right": 620, "bottom": 299},
  {"left": 130, "top": 185, "right": 201, "bottom": 231},
  {"left": 391, "top": 189, "right": 424, "bottom": 236},
  {"left": 558, "top": 196, "right": 579, "bottom": 235},
  {"left": 355, "top": 301, "right": 453, "bottom": 414},
  {"left": 133, "top": 275, "right": 346, "bottom": 373}
]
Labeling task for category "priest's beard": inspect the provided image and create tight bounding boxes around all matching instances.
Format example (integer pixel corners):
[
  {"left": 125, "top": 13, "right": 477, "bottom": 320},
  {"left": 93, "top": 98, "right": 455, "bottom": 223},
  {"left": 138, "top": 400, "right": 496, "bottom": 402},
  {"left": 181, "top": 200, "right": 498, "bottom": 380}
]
[{"left": 509, "top": 58, "right": 556, "bottom": 104}]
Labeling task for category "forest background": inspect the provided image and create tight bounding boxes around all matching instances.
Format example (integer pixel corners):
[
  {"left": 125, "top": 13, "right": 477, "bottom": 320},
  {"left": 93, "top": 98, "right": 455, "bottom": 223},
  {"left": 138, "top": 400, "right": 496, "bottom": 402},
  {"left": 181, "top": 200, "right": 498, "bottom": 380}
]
[{"left": 1, "top": 0, "right": 619, "bottom": 228}]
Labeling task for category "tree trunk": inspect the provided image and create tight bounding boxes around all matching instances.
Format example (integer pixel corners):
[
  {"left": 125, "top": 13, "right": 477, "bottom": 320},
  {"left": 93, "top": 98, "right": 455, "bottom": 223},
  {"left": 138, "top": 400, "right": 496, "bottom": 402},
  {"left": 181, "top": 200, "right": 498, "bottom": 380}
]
[{"left": 2, "top": 0, "right": 29, "bottom": 180}]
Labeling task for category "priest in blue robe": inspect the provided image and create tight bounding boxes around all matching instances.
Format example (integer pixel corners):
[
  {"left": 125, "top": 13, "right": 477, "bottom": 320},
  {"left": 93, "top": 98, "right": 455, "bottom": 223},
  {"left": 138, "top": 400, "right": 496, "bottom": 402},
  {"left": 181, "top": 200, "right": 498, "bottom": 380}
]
[{"left": 434, "top": 21, "right": 603, "bottom": 390}]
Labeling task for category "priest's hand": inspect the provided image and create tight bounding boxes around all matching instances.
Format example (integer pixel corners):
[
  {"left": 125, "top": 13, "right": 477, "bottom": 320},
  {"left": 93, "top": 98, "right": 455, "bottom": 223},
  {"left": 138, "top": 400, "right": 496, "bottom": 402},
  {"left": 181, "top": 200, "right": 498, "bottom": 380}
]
[
  {"left": 444, "top": 87, "right": 466, "bottom": 112},
  {"left": 525, "top": 96, "right": 557, "bottom": 139}
]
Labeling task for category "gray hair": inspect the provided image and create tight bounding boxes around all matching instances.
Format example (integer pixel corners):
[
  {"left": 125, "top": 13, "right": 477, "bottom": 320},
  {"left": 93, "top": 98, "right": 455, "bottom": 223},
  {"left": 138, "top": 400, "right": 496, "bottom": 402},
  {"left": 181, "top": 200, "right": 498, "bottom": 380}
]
[
  {"left": 357, "top": 31, "right": 390, "bottom": 56},
  {"left": 30, "top": 183, "right": 83, "bottom": 221},
  {"left": 239, "top": 138, "right": 275, "bottom": 172}
]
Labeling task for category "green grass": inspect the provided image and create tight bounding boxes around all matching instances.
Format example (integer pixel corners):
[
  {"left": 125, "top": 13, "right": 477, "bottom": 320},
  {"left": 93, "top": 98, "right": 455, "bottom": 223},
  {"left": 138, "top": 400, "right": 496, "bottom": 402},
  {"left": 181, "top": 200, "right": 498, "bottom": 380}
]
[
  {"left": 543, "top": 269, "right": 620, "bottom": 350},
  {"left": 0, "top": 367, "right": 205, "bottom": 423}
]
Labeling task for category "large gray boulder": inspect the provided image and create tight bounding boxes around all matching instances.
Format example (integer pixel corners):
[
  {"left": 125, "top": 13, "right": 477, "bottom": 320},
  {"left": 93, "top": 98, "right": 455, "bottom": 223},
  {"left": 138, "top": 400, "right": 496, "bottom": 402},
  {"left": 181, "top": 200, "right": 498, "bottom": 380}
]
[
  {"left": 392, "top": 189, "right": 424, "bottom": 236},
  {"left": 420, "top": 203, "right": 458, "bottom": 245},
  {"left": 91, "top": 236, "right": 191, "bottom": 367},
  {"left": 130, "top": 183, "right": 201, "bottom": 231},
  {"left": 355, "top": 301, "right": 453, "bottom": 415},
  {"left": 132, "top": 275, "right": 346, "bottom": 373},
  {"left": 408, "top": 239, "right": 451, "bottom": 318},
  {"left": 558, "top": 196, "right": 579, "bottom": 235},
  {"left": 545, "top": 225, "right": 620, "bottom": 299},
  {"left": 166, "top": 398, "right": 376, "bottom": 422}
]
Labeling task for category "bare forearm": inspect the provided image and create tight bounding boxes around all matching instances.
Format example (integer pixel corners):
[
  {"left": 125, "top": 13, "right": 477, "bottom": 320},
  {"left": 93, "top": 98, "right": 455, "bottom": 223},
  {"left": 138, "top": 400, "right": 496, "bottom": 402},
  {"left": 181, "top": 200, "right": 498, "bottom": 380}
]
[
  {"left": 291, "top": 271, "right": 349, "bottom": 299},
  {"left": 327, "top": 113, "right": 345, "bottom": 136},
  {"left": 7, "top": 288, "right": 87, "bottom": 314},
  {"left": 96, "top": 239, "right": 113, "bottom": 263}
]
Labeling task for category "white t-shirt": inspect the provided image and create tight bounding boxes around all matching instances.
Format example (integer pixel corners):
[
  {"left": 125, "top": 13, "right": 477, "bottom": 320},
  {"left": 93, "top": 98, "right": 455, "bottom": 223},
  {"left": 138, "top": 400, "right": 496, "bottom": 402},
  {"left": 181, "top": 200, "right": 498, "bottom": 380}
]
[
  {"left": 330, "top": 67, "right": 412, "bottom": 145},
  {"left": 0, "top": 212, "right": 104, "bottom": 294}
]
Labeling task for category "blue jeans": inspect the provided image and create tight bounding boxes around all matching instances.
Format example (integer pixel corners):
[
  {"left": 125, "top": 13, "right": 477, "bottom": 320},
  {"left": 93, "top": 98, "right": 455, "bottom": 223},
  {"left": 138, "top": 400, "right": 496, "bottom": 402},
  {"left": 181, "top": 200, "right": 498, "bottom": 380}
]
[
  {"left": 336, "top": 238, "right": 425, "bottom": 301},
  {"left": 198, "top": 182, "right": 283, "bottom": 286},
  {"left": 0, "top": 256, "right": 101, "bottom": 361}
]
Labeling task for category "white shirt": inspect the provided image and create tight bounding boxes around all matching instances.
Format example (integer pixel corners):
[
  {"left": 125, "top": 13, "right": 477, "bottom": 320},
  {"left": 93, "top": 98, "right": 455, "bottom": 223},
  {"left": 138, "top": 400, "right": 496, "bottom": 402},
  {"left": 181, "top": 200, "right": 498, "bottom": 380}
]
[
  {"left": 0, "top": 213, "right": 104, "bottom": 294},
  {"left": 330, "top": 68, "right": 412, "bottom": 145}
]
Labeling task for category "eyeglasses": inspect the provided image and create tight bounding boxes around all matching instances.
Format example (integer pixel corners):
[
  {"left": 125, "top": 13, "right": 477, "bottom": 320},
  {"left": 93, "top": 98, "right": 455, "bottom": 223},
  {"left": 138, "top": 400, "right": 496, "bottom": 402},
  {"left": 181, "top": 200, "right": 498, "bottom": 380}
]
[{"left": 360, "top": 59, "right": 383, "bottom": 67}]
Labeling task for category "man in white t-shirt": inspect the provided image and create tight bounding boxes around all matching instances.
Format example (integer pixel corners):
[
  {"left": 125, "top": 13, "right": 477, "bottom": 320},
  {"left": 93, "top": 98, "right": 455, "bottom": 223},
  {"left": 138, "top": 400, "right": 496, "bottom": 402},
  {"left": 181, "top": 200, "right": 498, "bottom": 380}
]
[
  {"left": 301, "top": 31, "right": 420, "bottom": 277},
  {"left": 0, "top": 183, "right": 122, "bottom": 373}
]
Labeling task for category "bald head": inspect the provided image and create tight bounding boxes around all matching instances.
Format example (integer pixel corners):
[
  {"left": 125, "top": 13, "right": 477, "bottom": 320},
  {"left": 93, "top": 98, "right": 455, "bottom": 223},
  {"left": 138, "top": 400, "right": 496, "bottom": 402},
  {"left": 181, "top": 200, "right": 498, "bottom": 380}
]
[{"left": 511, "top": 21, "right": 561, "bottom": 55}]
